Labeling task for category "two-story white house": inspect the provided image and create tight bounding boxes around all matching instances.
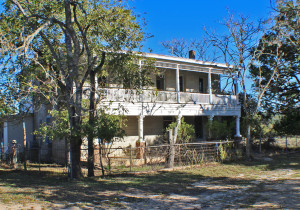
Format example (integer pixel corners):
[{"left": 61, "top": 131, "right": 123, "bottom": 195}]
[
  {"left": 0, "top": 51, "right": 242, "bottom": 162},
  {"left": 98, "top": 51, "right": 242, "bottom": 147}
]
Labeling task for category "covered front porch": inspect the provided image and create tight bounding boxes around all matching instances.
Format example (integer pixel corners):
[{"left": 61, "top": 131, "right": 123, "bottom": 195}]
[{"left": 117, "top": 115, "right": 242, "bottom": 148}]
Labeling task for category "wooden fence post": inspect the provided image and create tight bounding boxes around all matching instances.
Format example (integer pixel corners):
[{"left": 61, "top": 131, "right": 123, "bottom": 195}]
[
  {"left": 143, "top": 142, "right": 147, "bottom": 165},
  {"left": 0, "top": 142, "right": 4, "bottom": 161},
  {"left": 11, "top": 140, "right": 18, "bottom": 169},
  {"left": 166, "top": 129, "right": 174, "bottom": 168}
]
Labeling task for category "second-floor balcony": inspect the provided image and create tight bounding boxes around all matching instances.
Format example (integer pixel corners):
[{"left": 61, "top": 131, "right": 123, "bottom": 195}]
[{"left": 100, "top": 88, "right": 238, "bottom": 105}]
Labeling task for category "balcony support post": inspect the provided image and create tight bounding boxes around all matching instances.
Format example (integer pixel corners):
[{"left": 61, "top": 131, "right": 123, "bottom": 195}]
[
  {"left": 137, "top": 114, "right": 145, "bottom": 159},
  {"left": 138, "top": 114, "right": 145, "bottom": 142},
  {"left": 235, "top": 116, "right": 241, "bottom": 138},
  {"left": 234, "top": 116, "right": 242, "bottom": 148},
  {"left": 176, "top": 64, "right": 180, "bottom": 103},
  {"left": 208, "top": 68, "right": 212, "bottom": 104}
]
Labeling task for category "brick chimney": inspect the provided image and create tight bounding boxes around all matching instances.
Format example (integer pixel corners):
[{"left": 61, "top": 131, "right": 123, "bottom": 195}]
[{"left": 189, "top": 50, "right": 195, "bottom": 59}]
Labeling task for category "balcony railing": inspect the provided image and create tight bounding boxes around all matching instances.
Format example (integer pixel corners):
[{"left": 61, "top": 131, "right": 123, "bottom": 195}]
[{"left": 98, "top": 88, "right": 238, "bottom": 105}]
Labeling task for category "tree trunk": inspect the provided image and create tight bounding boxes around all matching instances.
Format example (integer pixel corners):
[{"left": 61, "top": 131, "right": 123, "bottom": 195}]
[
  {"left": 88, "top": 70, "right": 95, "bottom": 177},
  {"left": 173, "top": 115, "right": 182, "bottom": 144},
  {"left": 70, "top": 135, "right": 82, "bottom": 178},
  {"left": 98, "top": 139, "right": 105, "bottom": 177},
  {"left": 65, "top": 138, "right": 69, "bottom": 168},
  {"left": 0, "top": 141, "right": 4, "bottom": 161},
  {"left": 246, "top": 123, "right": 251, "bottom": 159},
  {"left": 23, "top": 121, "right": 27, "bottom": 171},
  {"left": 68, "top": 104, "right": 82, "bottom": 179}
]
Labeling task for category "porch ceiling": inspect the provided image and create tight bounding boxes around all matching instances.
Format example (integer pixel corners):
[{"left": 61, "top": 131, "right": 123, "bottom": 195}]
[
  {"left": 154, "top": 61, "right": 228, "bottom": 75},
  {"left": 142, "top": 52, "right": 236, "bottom": 75}
]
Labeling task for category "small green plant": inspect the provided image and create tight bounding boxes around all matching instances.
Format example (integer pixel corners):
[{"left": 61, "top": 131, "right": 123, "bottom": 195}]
[{"left": 218, "top": 143, "right": 231, "bottom": 162}]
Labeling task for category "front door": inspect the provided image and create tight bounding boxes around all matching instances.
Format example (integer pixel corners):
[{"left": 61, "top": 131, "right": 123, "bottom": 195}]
[{"left": 194, "top": 116, "right": 203, "bottom": 139}]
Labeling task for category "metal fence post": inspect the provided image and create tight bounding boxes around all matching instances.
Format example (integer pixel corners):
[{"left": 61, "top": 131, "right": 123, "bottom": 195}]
[
  {"left": 178, "top": 144, "right": 181, "bottom": 167},
  {"left": 38, "top": 138, "right": 41, "bottom": 173},
  {"left": 130, "top": 147, "right": 133, "bottom": 172},
  {"left": 216, "top": 143, "right": 219, "bottom": 162},
  {"left": 286, "top": 136, "right": 288, "bottom": 151}
]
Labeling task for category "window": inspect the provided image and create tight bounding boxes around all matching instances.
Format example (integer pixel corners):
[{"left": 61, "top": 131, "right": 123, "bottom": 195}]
[
  {"left": 156, "top": 75, "right": 165, "bottom": 90},
  {"left": 199, "top": 78, "right": 204, "bottom": 93},
  {"left": 179, "top": 76, "right": 184, "bottom": 92}
]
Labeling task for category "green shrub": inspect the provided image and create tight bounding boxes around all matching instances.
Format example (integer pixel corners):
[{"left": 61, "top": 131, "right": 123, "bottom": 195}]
[
  {"left": 165, "top": 117, "right": 195, "bottom": 143},
  {"left": 207, "top": 120, "right": 234, "bottom": 140}
]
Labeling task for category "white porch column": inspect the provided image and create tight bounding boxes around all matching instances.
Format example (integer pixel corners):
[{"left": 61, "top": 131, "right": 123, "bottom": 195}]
[
  {"left": 138, "top": 115, "right": 145, "bottom": 142},
  {"left": 235, "top": 116, "right": 241, "bottom": 137},
  {"left": 176, "top": 64, "right": 180, "bottom": 103},
  {"left": 208, "top": 68, "right": 212, "bottom": 104}
]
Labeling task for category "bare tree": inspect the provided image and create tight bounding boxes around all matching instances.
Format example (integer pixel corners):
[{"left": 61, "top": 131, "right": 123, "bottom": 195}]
[
  {"left": 161, "top": 37, "right": 219, "bottom": 62},
  {"left": 161, "top": 38, "right": 188, "bottom": 57},
  {"left": 205, "top": 12, "right": 283, "bottom": 158}
]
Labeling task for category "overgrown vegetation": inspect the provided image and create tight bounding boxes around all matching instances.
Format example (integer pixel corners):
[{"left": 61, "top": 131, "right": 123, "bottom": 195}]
[
  {"left": 207, "top": 119, "right": 234, "bottom": 140},
  {"left": 165, "top": 117, "right": 195, "bottom": 143}
]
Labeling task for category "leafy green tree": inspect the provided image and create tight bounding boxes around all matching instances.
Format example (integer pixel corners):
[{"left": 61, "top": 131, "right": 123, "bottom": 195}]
[
  {"left": 83, "top": 109, "right": 125, "bottom": 176},
  {"left": 274, "top": 110, "right": 300, "bottom": 136},
  {"left": 249, "top": 1, "right": 300, "bottom": 139},
  {"left": 33, "top": 110, "right": 70, "bottom": 142},
  {"left": 0, "top": 0, "right": 147, "bottom": 178},
  {"left": 0, "top": 97, "right": 13, "bottom": 118},
  {"left": 250, "top": 1, "right": 299, "bottom": 113},
  {"left": 166, "top": 118, "right": 195, "bottom": 144}
]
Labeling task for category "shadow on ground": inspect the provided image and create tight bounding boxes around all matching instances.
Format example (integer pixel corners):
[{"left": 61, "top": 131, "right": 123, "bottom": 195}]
[{"left": 0, "top": 151, "right": 299, "bottom": 208}]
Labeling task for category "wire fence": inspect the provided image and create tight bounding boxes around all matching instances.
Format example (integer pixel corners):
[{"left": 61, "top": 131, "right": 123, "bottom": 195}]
[
  {"left": 90, "top": 142, "right": 229, "bottom": 175},
  {"left": 2, "top": 136, "right": 298, "bottom": 177},
  {"left": 252, "top": 135, "right": 300, "bottom": 152},
  {"left": 0, "top": 141, "right": 234, "bottom": 177}
]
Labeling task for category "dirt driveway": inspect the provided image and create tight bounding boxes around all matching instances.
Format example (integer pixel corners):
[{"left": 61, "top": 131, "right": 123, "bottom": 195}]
[
  {"left": 0, "top": 152, "right": 299, "bottom": 209},
  {"left": 118, "top": 169, "right": 300, "bottom": 209}
]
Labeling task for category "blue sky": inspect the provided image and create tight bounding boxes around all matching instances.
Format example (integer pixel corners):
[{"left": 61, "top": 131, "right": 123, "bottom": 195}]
[{"left": 130, "top": 0, "right": 274, "bottom": 55}]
